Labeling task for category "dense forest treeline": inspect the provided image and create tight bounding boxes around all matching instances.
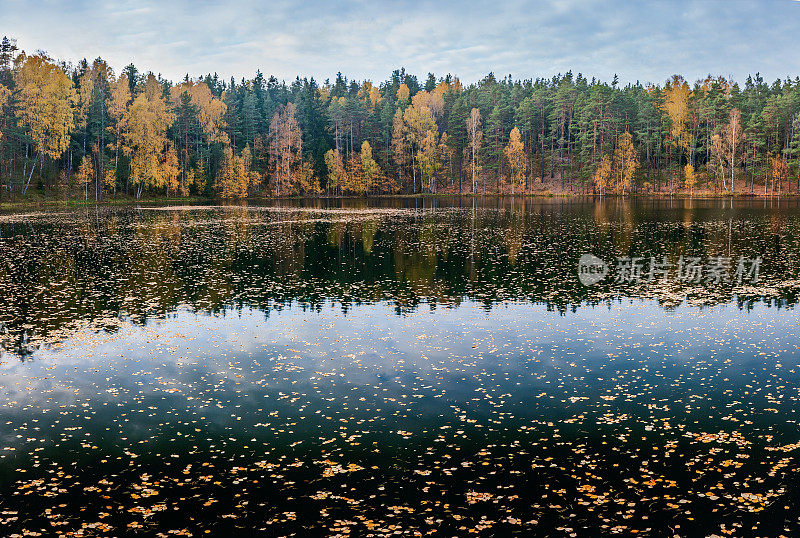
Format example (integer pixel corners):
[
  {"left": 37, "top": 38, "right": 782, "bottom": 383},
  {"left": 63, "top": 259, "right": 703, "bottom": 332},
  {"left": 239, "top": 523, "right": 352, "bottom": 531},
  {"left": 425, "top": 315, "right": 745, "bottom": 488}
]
[{"left": 2, "top": 35, "right": 800, "bottom": 200}]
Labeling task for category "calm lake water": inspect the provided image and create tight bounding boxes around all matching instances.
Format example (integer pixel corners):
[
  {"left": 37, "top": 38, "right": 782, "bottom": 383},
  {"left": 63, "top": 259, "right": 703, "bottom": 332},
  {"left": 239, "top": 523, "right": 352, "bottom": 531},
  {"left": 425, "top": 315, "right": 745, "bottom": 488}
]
[{"left": 1, "top": 197, "right": 800, "bottom": 536}]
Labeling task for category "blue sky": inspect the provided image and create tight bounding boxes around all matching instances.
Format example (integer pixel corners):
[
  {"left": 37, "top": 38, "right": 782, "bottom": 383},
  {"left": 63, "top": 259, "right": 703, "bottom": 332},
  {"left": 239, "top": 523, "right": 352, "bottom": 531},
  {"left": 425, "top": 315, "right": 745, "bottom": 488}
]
[{"left": 1, "top": 0, "right": 798, "bottom": 85}]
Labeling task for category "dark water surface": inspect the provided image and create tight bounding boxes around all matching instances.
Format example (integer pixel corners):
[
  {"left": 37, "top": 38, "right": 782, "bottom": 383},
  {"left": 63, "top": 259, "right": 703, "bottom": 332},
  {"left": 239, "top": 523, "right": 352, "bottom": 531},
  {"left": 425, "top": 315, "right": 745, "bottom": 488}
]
[{"left": 1, "top": 197, "right": 800, "bottom": 536}]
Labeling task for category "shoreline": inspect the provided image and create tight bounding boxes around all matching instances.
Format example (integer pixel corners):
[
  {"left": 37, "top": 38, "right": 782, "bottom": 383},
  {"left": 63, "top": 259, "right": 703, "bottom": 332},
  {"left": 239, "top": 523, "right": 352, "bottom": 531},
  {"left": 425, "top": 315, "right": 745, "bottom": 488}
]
[{"left": 2, "top": 191, "right": 800, "bottom": 209}]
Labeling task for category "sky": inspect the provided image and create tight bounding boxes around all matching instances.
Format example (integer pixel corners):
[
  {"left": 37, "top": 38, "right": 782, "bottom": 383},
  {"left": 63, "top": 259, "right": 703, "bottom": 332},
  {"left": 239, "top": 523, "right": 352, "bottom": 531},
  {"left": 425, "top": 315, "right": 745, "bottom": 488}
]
[{"left": 1, "top": 0, "right": 799, "bottom": 86}]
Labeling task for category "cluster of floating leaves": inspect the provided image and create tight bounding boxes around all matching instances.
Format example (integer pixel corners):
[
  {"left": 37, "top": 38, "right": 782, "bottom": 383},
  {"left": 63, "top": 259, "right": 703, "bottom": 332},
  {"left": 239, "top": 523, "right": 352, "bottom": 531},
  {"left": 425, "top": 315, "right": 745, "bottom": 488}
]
[{"left": 0, "top": 198, "right": 799, "bottom": 536}]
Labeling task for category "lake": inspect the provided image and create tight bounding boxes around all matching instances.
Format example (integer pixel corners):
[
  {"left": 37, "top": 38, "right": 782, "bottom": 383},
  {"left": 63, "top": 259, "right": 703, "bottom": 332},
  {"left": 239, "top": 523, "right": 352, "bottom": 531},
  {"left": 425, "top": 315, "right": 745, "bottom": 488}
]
[{"left": 1, "top": 197, "right": 800, "bottom": 536}]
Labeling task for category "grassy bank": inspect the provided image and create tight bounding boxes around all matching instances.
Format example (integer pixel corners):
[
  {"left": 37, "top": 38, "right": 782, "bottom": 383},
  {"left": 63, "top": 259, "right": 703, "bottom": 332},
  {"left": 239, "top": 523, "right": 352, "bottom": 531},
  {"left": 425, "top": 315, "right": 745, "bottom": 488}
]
[{"left": 3, "top": 190, "right": 800, "bottom": 209}]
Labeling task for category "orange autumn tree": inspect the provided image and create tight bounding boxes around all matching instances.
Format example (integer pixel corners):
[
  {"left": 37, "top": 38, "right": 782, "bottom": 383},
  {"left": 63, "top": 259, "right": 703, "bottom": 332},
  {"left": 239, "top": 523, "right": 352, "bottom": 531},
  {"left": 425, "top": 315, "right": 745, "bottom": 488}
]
[
  {"left": 593, "top": 154, "right": 613, "bottom": 195},
  {"left": 268, "top": 102, "right": 302, "bottom": 195},
  {"left": 592, "top": 131, "right": 638, "bottom": 195},
  {"left": 164, "top": 143, "right": 182, "bottom": 196},
  {"left": 768, "top": 152, "right": 789, "bottom": 196},
  {"left": 74, "top": 154, "right": 94, "bottom": 200},
  {"left": 345, "top": 150, "right": 363, "bottom": 194},
  {"left": 296, "top": 160, "right": 320, "bottom": 195}
]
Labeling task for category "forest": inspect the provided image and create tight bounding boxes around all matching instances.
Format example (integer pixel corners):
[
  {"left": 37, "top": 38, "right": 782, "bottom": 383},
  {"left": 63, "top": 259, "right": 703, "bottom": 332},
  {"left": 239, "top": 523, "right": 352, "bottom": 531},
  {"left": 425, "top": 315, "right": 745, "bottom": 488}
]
[{"left": 1, "top": 35, "right": 800, "bottom": 200}]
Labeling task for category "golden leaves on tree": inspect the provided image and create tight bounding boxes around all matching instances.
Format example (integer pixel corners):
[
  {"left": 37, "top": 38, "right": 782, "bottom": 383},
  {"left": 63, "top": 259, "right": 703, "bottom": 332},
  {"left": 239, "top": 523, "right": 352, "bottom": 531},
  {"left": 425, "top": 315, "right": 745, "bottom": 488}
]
[{"left": 16, "top": 54, "right": 76, "bottom": 161}]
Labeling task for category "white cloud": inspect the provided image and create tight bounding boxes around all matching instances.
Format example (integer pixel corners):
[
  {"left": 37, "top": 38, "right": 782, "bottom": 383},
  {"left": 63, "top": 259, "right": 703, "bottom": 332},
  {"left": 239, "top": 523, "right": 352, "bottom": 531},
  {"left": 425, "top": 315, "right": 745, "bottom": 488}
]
[{"left": 0, "top": 0, "right": 797, "bottom": 85}]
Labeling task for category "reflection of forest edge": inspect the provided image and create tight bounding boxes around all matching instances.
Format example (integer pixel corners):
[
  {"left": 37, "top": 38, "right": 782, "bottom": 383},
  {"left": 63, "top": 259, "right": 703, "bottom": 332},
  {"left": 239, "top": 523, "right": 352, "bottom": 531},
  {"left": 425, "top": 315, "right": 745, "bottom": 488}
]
[{"left": 1, "top": 197, "right": 799, "bottom": 357}]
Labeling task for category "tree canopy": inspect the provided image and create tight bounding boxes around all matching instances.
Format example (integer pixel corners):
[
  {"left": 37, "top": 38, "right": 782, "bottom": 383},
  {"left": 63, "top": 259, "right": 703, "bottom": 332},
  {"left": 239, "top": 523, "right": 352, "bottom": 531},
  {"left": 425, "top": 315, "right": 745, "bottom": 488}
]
[{"left": 1, "top": 36, "right": 799, "bottom": 200}]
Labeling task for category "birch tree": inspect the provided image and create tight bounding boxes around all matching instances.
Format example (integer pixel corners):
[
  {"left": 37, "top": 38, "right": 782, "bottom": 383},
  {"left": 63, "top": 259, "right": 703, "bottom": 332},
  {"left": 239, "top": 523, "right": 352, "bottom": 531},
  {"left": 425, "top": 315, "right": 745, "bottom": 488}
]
[
  {"left": 15, "top": 54, "right": 76, "bottom": 193},
  {"left": 466, "top": 108, "right": 482, "bottom": 194}
]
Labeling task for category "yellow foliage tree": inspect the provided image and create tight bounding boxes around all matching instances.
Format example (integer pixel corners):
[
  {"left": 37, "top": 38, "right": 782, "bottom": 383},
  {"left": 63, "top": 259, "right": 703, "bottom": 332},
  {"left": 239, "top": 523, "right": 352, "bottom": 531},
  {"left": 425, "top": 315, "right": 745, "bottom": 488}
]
[
  {"left": 170, "top": 80, "right": 228, "bottom": 144},
  {"left": 191, "top": 161, "right": 207, "bottom": 194},
  {"left": 396, "top": 83, "right": 410, "bottom": 104},
  {"left": 402, "top": 103, "right": 437, "bottom": 192},
  {"left": 164, "top": 143, "right": 182, "bottom": 197},
  {"left": 296, "top": 160, "right": 320, "bottom": 195},
  {"left": 419, "top": 131, "right": 439, "bottom": 193},
  {"left": 411, "top": 90, "right": 444, "bottom": 118},
  {"left": 74, "top": 155, "right": 94, "bottom": 200},
  {"left": 126, "top": 74, "right": 175, "bottom": 197},
  {"left": 684, "top": 163, "right": 697, "bottom": 196},
  {"left": 391, "top": 109, "right": 408, "bottom": 189},
  {"left": 593, "top": 154, "right": 613, "bottom": 195},
  {"left": 661, "top": 75, "right": 692, "bottom": 189},
  {"left": 106, "top": 74, "right": 131, "bottom": 196},
  {"left": 433, "top": 80, "right": 453, "bottom": 99},
  {"left": 345, "top": 151, "right": 363, "bottom": 194},
  {"left": 16, "top": 54, "right": 76, "bottom": 192},
  {"left": 418, "top": 130, "right": 450, "bottom": 193},
  {"left": 360, "top": 141, "right": 380, "bottom": 194},
  {"left": 324, "top": 148, "right": 345, "bottom": 195},
  {"left": 614, "top": 131, "right": 638, "bottom": 195},
  {"left": 103, "top": 169, "right": 116, "bottom": 194},
  {"left": 0, "top": 85, "right": 10, "bottom": 144},
  {"left": 504, "top": 127, "right": 525, "bottom": 194},
  {"left": 217, "top": 145, "right": 254, "bottom": 199},
  {"left": 358, "top": 81, "right": 381, "bottom": 110},
  {"left": 769, "top": 153, "right": 789, "bottom": 196}
]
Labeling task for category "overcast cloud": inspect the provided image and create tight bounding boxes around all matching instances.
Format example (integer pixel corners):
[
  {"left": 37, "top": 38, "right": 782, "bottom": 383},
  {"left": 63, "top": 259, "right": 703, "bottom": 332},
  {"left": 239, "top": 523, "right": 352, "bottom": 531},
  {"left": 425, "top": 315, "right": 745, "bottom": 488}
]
[{"left": 1, "top": 0, "right": 798, "bottom": 85}]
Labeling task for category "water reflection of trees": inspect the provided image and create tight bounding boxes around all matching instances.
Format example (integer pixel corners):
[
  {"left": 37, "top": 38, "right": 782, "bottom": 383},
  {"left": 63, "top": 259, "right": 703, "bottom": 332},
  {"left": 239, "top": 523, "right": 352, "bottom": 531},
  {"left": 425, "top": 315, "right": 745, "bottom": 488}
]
[{"left": 0, "top": 198, "right": 799, "bottom": 357}]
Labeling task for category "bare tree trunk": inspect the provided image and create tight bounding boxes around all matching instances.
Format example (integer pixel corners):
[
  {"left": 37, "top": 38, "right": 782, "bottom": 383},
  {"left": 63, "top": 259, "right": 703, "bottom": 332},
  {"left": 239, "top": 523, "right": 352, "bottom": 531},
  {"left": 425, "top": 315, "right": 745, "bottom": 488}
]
[{"left": 23, "top": 156, "right": 37, "bottom": 195}]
